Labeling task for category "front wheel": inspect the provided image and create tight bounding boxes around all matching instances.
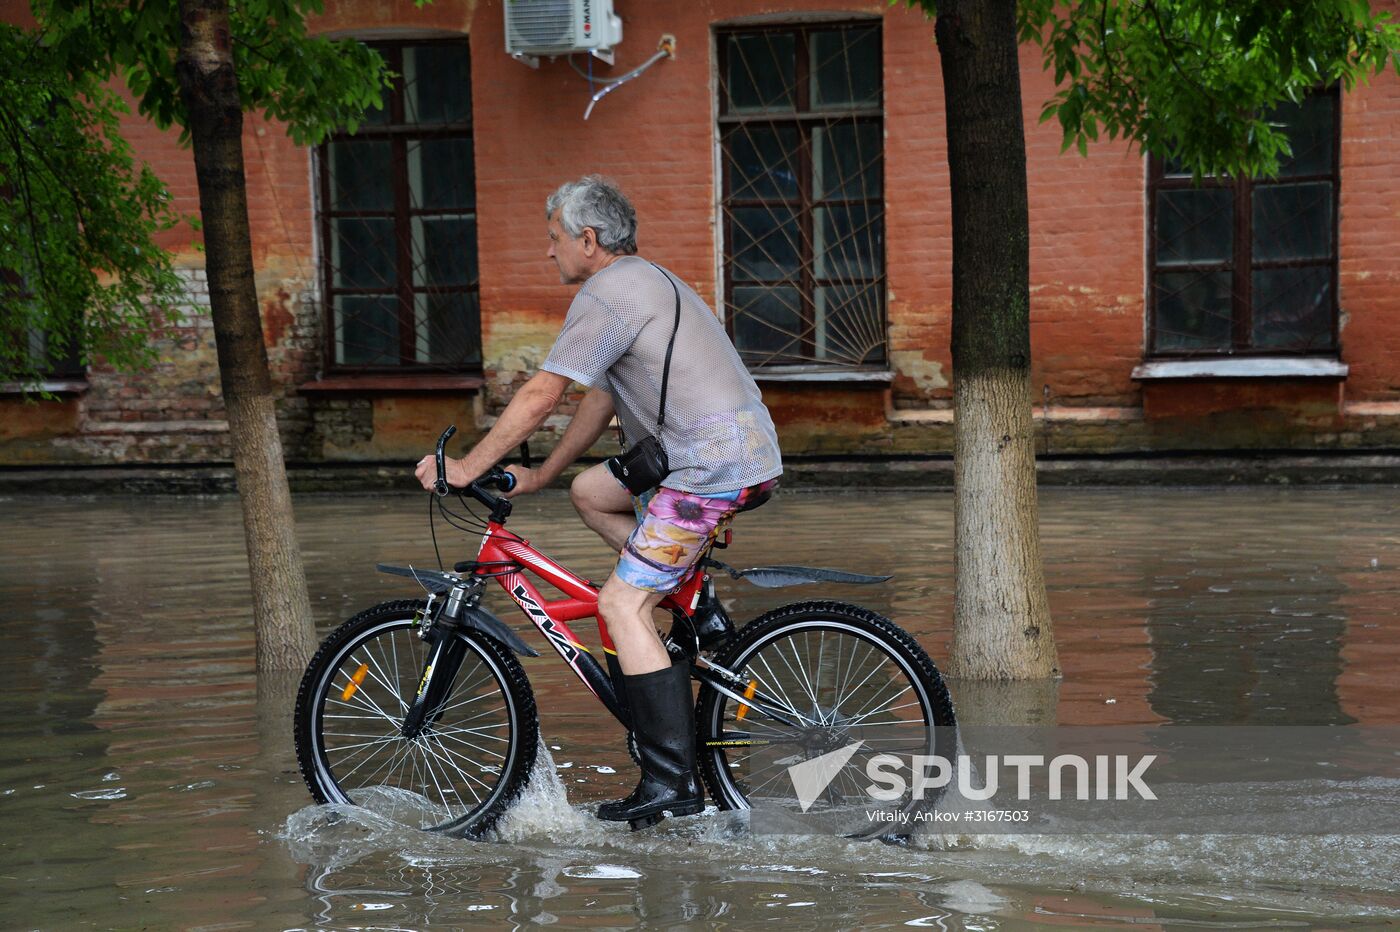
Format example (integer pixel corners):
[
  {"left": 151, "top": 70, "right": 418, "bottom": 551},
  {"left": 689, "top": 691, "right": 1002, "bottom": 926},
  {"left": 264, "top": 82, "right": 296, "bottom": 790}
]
[
  {"left": 294, "top": 600, "right": 538, "bottom": 837},
  {"left": 696, "top": 601, "right": 956, "bottom": 828}
]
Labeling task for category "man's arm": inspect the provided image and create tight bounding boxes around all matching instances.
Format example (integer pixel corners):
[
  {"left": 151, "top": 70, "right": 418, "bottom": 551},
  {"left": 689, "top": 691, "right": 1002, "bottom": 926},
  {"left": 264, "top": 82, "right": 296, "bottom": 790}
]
[
  {"left": 415, "top": 370, "right": 571, "bottom": 491},
  {"left": 507, "top": 386, "right": 615, "bottom": 495}
]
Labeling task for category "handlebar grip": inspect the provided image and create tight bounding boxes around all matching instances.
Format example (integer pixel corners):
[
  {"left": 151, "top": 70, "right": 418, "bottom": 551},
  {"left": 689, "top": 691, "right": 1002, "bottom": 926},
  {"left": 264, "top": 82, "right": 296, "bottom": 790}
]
[
  {"left": 478, "top": 468, "right": 516, "bottom": 493},
  {"left": 434, "top": 425, "right": 457, "bottom": 496}
]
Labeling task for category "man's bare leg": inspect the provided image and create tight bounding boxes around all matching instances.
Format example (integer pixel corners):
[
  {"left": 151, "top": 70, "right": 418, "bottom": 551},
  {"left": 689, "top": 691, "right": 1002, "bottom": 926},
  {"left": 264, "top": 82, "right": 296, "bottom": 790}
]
[
  {"left": 570, "top": 462, "right": 638, "bottom": 552},
  {"left": 570, "top": 462, "right": 669, "bottom": 672},
  {"left": 597, "top": 573, "right": 671, "bottom": 674},
  {"left": 594, "top": 569, "right": 703, "bottom": 824}
]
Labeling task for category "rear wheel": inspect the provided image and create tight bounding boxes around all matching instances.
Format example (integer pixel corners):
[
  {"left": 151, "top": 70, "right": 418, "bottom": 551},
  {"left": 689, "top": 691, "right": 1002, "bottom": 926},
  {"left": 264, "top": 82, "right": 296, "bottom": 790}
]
[
  {"left": 696, "top": 601, "right": 955, "bottom": 831},
  {"left": 294, "top": 600, "right": 538, "bottom": 837}
]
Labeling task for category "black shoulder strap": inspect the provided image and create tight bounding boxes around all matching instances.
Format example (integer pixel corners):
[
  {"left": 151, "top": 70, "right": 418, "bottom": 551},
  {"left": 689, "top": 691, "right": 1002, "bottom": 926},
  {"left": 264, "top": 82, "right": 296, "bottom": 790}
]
[{"left": 650, "top": 263, "right": 681, "bottom": 432}]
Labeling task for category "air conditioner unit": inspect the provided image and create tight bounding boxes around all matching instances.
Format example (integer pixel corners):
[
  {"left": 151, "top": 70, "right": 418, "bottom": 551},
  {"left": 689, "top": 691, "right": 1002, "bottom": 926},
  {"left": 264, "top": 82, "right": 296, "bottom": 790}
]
[{"left": 505, "top": 0, "right": 623, "bottom": 67}]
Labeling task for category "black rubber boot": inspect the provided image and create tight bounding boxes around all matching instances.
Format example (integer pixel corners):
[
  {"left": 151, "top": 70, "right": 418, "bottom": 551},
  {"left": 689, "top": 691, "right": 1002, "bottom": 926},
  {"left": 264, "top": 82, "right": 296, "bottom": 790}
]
[{"left": 596, "top": 662, "right": 704, "bottom": 830}]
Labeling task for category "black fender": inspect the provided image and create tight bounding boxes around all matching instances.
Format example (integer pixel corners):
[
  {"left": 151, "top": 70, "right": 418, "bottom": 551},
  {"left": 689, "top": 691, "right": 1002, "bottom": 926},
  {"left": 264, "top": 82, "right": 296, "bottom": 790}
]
[
  {"left": 376, "top": 563, "right": 460, "bottom": 593},
  {"left": 728, "top": 562, "right": 890, "bottom": 584},
  {"left": 375, "top": 564, "right": 538, "bottom": 657},
  {"left": 457, "top": 604, "right": 540, "bottom": 658}
]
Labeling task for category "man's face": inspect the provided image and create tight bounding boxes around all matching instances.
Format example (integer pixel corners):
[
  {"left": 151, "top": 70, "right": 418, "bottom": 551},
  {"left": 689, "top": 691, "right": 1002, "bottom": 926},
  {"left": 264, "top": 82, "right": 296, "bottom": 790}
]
[{"left": 547, "top": 210, "right": 595, "bottom": 285}]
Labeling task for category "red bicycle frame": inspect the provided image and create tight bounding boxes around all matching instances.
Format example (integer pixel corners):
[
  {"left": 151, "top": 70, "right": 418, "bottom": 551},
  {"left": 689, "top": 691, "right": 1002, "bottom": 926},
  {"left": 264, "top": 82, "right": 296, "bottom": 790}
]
[{"left": 470, "top": 518, "right": 709, "bottom": 721}]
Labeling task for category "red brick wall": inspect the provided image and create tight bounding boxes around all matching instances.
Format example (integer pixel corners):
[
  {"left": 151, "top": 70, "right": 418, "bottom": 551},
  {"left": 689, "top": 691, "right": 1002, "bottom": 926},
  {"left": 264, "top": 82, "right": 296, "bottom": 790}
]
[
  {"left": 1023, "top": 47, "right": 1148, "bottom": 409},
  {"left": 5, "top": 0, "right": 1400, "bottom": 466},
  {"left": 1339, "top": 62, "right": 1400, "bottom": 402},
  {"left": 883, "top": 8, "right": 954, "bottom": 406}
]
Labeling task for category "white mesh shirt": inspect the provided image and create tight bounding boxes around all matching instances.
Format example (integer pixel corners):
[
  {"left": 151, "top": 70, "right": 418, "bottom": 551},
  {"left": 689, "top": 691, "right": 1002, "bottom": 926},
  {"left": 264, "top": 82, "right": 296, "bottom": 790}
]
[{"left": 542, "top": 256, "right": 783, "bottom": 494}]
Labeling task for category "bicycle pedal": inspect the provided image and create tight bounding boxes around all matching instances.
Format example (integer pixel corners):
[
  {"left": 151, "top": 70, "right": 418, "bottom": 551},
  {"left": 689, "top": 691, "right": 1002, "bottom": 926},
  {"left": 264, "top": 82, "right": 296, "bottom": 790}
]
[{"left": 628, "top": 812, "right": 666, "bottom": 831}]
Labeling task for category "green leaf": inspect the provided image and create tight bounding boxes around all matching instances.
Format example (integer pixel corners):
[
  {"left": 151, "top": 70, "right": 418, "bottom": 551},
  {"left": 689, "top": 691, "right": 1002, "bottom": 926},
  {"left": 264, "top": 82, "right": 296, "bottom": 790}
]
[
  {"left": 0, "top": 0, "right": 401, "bottom": 384},
  {"left": 1019, "top": 0, "right": 1400, "bottom": 176}
]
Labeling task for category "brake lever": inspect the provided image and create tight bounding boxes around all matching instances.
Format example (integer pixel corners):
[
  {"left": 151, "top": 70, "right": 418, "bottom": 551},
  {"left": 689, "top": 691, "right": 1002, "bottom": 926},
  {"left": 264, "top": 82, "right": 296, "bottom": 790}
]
[{"left": 434, "top": 425, "right": 457, "bottom": 496}]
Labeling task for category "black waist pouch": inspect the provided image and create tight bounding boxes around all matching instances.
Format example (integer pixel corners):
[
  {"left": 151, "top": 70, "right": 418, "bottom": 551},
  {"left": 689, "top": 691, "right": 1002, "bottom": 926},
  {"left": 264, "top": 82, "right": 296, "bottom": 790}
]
[{"left": 606, "top": 435, "right": 668, "bottom": 496}]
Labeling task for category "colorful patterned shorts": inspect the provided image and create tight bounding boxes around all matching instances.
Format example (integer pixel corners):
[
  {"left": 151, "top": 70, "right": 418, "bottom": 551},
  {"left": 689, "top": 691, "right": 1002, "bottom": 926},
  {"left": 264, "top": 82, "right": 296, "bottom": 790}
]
[{"left": 614, "top": 479, "right": 779, "bottom": 593}]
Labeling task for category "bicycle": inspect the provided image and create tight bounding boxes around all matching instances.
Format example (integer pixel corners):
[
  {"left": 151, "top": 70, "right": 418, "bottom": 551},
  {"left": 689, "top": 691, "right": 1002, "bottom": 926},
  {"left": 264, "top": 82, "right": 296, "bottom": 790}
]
[{"left": 294, "top": 426, "right": 957, "bottom": 836}]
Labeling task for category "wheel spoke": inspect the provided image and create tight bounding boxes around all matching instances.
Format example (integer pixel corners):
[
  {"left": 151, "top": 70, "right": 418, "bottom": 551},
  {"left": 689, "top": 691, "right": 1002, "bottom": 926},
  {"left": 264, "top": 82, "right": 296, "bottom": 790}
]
[
  {"left": 749, "top": 652, "right": 817, "bottom": 725},
  {"left": 832, "top": 640, "right": 882, "bottom": 716},
  {"left": 330, "top": 672, "right": 402, "bottom": 726},
  {"left": 836, "top": 634, "right": 875, "bottom": 713},
  {"left": 433, "top": 690, "right": 501, "bottom": 715},
  {"left": 421, "top": 733, "right": 497, "bottom": 796},
  {"left": 325, "top": 733, "right": 404, "bottom": 754},
  {"left": 846, "top": 685, "right": 916, "bottom": 724},
  {"left": 430, "top": 727, "right": 508, "bottom": 760},
  {"left": 361, "top": 635, "right": 410, "bottom": 713},
  {"left": 336, "top": 731, "right": 408, "bottom": 786},
  {"left": 353, "top": 736, "right": 416, "bottom": 795},
  {"left": 433, "top": 722, "right": 510, "bottom": 743},
  {"left": 777, "top": 634, "right": 821, "bottom": 717}
]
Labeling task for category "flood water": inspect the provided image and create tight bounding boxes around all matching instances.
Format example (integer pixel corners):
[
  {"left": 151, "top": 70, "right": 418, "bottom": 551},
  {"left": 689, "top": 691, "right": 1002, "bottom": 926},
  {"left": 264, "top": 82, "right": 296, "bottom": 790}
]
[{"left": 2, "top": 486, "right": 1399, "bottom": 929}]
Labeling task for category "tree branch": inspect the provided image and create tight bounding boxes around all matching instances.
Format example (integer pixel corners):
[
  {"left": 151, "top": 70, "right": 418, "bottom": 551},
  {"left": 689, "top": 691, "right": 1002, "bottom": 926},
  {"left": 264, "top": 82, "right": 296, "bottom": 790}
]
[
  {"left": 0, "top": 105, "right": 92, "bottom": 234},
  {"left": 0, "top": 110, "right": 55, "bottom": 308},
  {"left": 1142, "top": 0, "right": 1224, "bottom": 110}
]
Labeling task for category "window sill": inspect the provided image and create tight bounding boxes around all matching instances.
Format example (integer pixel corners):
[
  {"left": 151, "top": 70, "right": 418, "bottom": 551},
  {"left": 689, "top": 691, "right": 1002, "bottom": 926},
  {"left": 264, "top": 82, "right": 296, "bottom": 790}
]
[
  {"left": 750, "top": 366, "right": 893, "bottom": 384},
  {"left": 299, "top": 374, "right": 484, "bottom": 395},
  {"left": 1132, "top": 357, "right": 1348, "bottom": 380},
  {"left": 0, "top": 378, "right": 90, "bottom": 397}
]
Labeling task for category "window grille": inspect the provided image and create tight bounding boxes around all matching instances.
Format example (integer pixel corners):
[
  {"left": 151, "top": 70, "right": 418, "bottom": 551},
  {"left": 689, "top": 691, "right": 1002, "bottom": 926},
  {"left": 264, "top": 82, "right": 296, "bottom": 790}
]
[
  {"left": 319, "top": 40, "right": 481, "bottom": 372},
  {"left": 716, "top": 22, "right": 886, "bottom": 371},
  {"left": 1147, "top": 88, "right": 1340, "bottom": 356}
]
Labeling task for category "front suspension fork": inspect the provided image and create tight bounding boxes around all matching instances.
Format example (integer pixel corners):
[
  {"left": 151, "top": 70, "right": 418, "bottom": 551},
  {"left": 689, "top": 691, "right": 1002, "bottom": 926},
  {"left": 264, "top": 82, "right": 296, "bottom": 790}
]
[{"left": 400, "top": 630, "right": 468, "bottom": 739}]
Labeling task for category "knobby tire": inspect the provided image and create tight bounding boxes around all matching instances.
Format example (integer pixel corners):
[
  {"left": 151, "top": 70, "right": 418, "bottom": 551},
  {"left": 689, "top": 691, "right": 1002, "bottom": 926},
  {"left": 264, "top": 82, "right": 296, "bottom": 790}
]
[
  {"left": 294, "top": 599, "right": 539, "bottom": 837},
  {"left": 695, "top": 601, "right": 956, "bottom": 827}
]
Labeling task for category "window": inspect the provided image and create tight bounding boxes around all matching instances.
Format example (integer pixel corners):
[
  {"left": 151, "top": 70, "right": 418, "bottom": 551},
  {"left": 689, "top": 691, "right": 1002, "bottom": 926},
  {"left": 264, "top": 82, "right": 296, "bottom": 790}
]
[
  {"left": 1148, "top": 89, "right": 1339, "bottom": 356},
  {"left": 0, "top": 267, "right": 84, "bottom": 384},
  {"left": 25, "top": 326, "right": 84, "bottom": 379},
  {"left": 717, "top": 22, "right": 885, "bottom": 371},
  {"left": 2, "top": 179, "right": 84, "bottom": 384},
  {"left": 320, "top": 40, "right": 480, "bottom": 372}
]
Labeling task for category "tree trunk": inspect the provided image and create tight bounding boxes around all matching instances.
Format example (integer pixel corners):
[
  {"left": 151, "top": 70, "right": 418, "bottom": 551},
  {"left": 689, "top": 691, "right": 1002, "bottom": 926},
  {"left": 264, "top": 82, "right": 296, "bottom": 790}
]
[
  {"left": 935, "top": 0, "right": 1059, "bottom": 680},
  {"left": 176, "top": 0, "right": 315, "bottom": 673}
]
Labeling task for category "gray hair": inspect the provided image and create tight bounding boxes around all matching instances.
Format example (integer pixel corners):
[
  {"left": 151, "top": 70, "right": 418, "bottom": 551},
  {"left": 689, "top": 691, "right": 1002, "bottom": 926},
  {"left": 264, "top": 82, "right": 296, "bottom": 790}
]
[{"left": 545, "top": 175, "right": 638, "bottom": 255}]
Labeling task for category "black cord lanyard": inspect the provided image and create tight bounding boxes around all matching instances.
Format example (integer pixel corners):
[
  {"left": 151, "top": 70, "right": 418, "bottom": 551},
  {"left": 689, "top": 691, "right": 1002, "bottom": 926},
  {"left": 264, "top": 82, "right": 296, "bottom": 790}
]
[
  {"left": 616, "top": 263, "right": 681, "bottom": 451},
  {"left": 650, "top": 262, "right": 682, "bottom": 439}
]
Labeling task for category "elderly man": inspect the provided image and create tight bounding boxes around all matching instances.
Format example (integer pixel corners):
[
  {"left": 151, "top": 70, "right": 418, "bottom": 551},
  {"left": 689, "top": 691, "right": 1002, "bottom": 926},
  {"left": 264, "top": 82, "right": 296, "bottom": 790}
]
[{"left": 415, "top": 175, "right": 782, "bottom": 827}]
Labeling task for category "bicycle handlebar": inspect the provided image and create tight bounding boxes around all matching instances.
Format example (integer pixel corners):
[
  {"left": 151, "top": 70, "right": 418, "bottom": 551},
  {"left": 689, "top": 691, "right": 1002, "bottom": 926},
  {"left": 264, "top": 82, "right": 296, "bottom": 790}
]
[
  {"left": 433, "top": 425, "right": 457, "bottom": 496},
  {"left": 433, "top": 425, "right": 518, "bottom": 502}
]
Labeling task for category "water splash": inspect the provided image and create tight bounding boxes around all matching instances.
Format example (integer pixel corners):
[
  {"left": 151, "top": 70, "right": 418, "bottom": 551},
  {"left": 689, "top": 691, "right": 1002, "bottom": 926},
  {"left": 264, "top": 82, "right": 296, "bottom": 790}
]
[{"left": 489, "top": 742, "right": 593, "bottom": 841}]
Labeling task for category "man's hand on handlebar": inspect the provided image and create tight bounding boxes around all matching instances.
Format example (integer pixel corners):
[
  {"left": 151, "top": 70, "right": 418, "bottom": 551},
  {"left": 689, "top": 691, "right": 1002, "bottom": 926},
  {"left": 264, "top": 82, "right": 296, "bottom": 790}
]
[
  {"left": 415, "top": 454, "right": 475, "bottom": 492},
  {"left": 502, "top": 464, "right": 542, "bottom": 499},
  {"left": 416, "top": 425, "right": 524, "bottom": 498}
]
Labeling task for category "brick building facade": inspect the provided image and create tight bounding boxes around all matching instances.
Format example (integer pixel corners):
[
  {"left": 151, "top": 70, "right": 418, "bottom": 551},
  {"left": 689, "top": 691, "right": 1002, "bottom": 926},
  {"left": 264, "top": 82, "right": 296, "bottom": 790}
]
[{"left": 4, "top": 0, "right": 1400, "bottom": 469}]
